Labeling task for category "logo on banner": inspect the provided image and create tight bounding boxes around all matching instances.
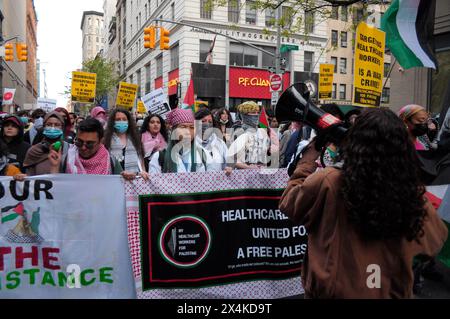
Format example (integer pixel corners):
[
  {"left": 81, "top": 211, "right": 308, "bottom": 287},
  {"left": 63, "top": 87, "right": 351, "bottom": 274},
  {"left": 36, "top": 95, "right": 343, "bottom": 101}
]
[
  {"left": 159, "top": 215, "right": 212, "bottom": 268},
  {"left": 1, "top": 203, "right": 44, "bottom": 244}
]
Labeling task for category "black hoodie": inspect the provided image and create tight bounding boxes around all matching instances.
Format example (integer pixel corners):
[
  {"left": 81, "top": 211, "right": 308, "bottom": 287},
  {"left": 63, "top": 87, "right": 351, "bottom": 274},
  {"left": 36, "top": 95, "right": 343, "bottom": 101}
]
[{"left": 1, "top": 116, "right": 31, "bottom": 171}]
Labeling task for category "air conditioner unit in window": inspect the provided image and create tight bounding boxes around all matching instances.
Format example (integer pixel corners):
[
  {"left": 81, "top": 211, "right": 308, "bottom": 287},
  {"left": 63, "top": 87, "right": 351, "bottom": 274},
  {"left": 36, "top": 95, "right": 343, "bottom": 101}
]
[
  {"left": 342, "top": 42, "right": 347, "bottom": 47},
  {"left": 340, "top": 68, "right": 346, "bottom": 74}
]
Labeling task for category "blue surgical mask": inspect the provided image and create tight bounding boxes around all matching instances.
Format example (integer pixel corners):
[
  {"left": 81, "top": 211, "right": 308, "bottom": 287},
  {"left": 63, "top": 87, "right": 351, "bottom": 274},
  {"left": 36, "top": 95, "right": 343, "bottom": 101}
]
[
  {"left": 43, "top": 127, "right": 63, "bottom": 140},
  {"left": 114, "top": 121, "right": 129, "bottom": 133},
  {"left": 20, "top": 117, "right": 29, "bottom": 124}
]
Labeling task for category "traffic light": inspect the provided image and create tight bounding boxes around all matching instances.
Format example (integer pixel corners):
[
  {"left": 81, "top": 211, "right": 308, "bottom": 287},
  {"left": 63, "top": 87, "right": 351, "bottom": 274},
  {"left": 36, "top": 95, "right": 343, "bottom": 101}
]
[
  {"left": 4, "top": 43, "right": 14, "bottom": 62},
  {"left": 160, "top": 27, "right": 170, "bottom": 50},
  {"left": 144, "top": 26, "right": 156, "bottom": 49},
  {"left": 16, "top": 43, "right": 28, "bottom": 62}
]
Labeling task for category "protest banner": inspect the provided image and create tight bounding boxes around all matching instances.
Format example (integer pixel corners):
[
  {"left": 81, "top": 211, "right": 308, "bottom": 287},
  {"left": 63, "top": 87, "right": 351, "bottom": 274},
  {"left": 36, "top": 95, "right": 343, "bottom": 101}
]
[
  {"left": 125, "top": 169, "right": 305, "bottom": 299},
  {"left": 116, "top": 82, "right": 139, "bottom": 110},
  {"left": 137, "top": 101, "right": 147, "bottom": 114},
  {"left": 141, "top": 88, "right": 171, "bottom": 118},
  {"left": 71, "top": 71, "right": 97, "bottom": 103},
  {"left": 319, "top": 64, "right": 334, "bottom": 99},
  {"left": 37, "top": 98, "right": 57, "bottom": 113},
  {"left": 353, "top": 22, "right": 386, "bottom": 107},
  {"left": 0, "top": 175, "right": 135, "bottom": 299}
]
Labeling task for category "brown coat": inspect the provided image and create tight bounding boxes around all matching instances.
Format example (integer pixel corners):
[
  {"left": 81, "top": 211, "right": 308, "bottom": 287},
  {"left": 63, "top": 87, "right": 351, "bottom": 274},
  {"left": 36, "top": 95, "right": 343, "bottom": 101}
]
[{"left": 279, "top": 145, "right": 448, "bottom": 299}]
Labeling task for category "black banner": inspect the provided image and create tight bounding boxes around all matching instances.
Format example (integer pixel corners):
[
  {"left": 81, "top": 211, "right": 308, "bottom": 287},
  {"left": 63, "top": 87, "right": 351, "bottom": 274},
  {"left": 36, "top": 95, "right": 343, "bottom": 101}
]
[
  {"left": 353, "top": 87, "right": 381, "bottom": 107},
  {"left": 139, "top": 189, "right": 307, "bottom": 290}
]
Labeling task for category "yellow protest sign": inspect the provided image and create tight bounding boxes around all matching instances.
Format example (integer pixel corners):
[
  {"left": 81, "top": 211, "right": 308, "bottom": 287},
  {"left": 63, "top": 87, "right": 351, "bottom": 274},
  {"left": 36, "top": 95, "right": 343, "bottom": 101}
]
[
  {"left": 71, "top": 71, "right": 97, "bottom": 103},
  {"left": 353, "top": 22, "right": 386, "bottom": 107},
  {"left": 319, "top": 64, "right": 334, "bottom": 100},
  {"left": 137, "top": 100, "right": 147, "bottom": 114},
  {"left": 116, "top": 82, "right": 138, "bottom": 110}
]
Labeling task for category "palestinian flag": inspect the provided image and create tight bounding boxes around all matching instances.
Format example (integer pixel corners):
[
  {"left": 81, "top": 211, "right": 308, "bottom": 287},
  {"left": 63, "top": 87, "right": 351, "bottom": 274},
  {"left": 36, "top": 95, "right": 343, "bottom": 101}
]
[
  {"left": 1, "top": 203, "right": 24, "bottom": 223},
  {"left": 259, "top": 107, "right": 269, "bottom": 129},
  {"left": 182, "top": 73, "right": 195, "bottom": 113},
  {"left": 381, "top": 0, "right": 438, "bottom": 70},
  {"left": 426, "top": 185, "right": 450, "bottom": 268}
]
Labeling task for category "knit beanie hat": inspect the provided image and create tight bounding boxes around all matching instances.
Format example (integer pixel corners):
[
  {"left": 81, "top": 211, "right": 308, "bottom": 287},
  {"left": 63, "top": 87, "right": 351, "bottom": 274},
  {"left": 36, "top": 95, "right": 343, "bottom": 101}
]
[
  {"left": 166, "top": 108, "right": 195, "bottom": 127},
  {"left": 236, "top": 101, "right": 260, "bottom": 114}
]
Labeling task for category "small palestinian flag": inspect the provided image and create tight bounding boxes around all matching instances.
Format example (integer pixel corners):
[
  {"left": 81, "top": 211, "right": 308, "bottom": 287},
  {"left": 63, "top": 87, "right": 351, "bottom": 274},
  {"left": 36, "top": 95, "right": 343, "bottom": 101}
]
[
  {"left": 1, "top": 203, "right": 24, "bottom": 223},
  {"left": 182, "top": 72, "right": 195, "bottom": 113},
  {"left": 381, "top": 0, "right": 438, "bottom": 70},
  {"left": 259, "top": 107, "right": 269, "bottom": 129},
  {"left": 426, "top": 185, "right": 450, "bottom": 268}
]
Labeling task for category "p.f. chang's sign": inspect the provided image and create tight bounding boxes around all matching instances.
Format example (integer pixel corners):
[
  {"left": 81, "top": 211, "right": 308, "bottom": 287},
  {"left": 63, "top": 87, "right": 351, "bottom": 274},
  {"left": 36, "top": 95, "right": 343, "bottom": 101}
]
[
  {"left": 229, "top": 67, "right": 290, "bottom": 99},
  {"left": 238, "top": 77, "right": 270, "bottom": 87}
]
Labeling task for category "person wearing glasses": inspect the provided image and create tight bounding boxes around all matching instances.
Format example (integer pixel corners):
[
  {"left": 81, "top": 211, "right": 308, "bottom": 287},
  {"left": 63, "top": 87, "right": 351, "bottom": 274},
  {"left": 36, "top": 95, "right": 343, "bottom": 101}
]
[{"left": 22, "top": 112, "right": 69, "bottom": 176}]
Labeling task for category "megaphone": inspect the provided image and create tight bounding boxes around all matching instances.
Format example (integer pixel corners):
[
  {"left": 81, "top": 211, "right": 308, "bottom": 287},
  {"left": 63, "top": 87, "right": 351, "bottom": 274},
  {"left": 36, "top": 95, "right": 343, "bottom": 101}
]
[{"left": 275, "top": 82, "right": 347, "bottom": 145}]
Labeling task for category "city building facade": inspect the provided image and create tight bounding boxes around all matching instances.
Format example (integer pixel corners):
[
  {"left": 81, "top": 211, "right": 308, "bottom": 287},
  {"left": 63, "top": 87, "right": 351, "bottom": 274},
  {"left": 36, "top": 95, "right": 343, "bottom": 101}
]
[
  {"left": 81, "top": 11, "right": 105, "bottom": 62},
  {"left": 0, "top": 0, "right": 38, "bottom": 112},
  {"left": 113, "top": 0, "right": 329, "bottom": 111}
]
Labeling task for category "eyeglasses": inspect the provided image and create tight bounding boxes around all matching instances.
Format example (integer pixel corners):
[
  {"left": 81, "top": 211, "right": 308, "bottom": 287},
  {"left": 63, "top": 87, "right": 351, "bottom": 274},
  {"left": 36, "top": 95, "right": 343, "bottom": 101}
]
[{"left": 74, "top": 138, "right": 98, "bottom": 149}]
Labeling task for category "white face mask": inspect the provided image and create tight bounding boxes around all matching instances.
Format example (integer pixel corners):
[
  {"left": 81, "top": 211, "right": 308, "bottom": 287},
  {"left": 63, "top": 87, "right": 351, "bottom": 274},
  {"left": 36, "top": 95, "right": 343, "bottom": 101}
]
[{"left": 34, "top": 117, "right": 44, "bottom": 129}]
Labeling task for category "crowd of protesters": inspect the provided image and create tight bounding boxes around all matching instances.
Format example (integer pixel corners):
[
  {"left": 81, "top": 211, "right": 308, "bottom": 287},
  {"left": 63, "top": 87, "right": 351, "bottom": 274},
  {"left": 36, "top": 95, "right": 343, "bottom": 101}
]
[{"left": 1, "top": 100, "right": 450, "bottom": 298}]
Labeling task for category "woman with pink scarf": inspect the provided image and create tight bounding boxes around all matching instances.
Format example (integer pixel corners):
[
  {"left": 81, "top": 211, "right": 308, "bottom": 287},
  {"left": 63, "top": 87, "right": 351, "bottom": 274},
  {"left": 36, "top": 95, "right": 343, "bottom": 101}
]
[{"left": 140, "top": 114, "right": 168, "bottom": 171}]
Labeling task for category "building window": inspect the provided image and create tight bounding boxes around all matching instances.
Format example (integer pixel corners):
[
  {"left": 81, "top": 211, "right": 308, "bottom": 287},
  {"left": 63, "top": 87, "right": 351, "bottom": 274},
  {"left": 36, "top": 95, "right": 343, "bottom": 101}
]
[
  {"left": 145, "top": 63, "right": 151, "bottom": 94},
  {"left": 139, "top": 13, "right": 141, "bottom": 28},
  {"left": 230, "top": 42, "right": 257, "bottom": 67},
  {"left": 265, "top": 8, "right": 275, "bottom": 27},
  {"left": 305, "top": 11, "right": 314, "bottom": 33},
  {"left": 200, "top": 0, "right": 212, "bottom": 19},
  {"left": 261, "top": 46, "right": 276, "bottom": 68},
  {"left": 171, "top": 3, "right": 175, "bottom": 21},
  {"left": 200, "top": 40, "right": 212, "bottom": 63},
  {"left": 339, "top": 84, "right": 346, "bottom": 100},
  {"left": 354, "top": 7, "right": 365, "bottom": 23},
  {"left": 130, "top": 48, "right": 133, "bottom": 61},
  {"left": 171, "top": 44, "right": 179, "bottom": 70},
  {"left": 384, "top": 62, "right": 390, "bottom": 77},
  {"left": 88, "top": 18, "right": 92, "bottom": 26},
  {"left": 228, "top": 0, "right": 240, "bottom": 23},
  {"left": 282, "top": 6, "right": 293, "bottom": 29},
  {"left": 246, "top": 1, "right": 257, "bottom": 25},
  {"left": 156, "top": 55, "right": 163, "bottom": 77},
  {"left": 331, "top": 56, "right": 337, "bottom": 73},
  {"left": 340, "top": 58, "right": 347, "bottom": 74},
  {"left": 331, "top": 6, "right": 338, "bottom": 20},
  {"left": 145, "top": 4, "right": 148, "bottom": 20},
  {"left": 331, "top": 30, "right": 338, "bottom": 47},
  {"left": 96, "top": 36, "right": 99, "bottom": 43},
  {"left": 341, "top": 6, "right": 348, "bottom": 21},
  {"left": 304, "top": 51, "right": 314, "bottom": 72},
  {"left": 332, "top": 83, "right": 337, "bottom": 99},
  {"left": 341, "top": 31, "right": 347, "bottom": 47},
  {"left": 382, "top": 87, "right": 390, "bottom": 103}
]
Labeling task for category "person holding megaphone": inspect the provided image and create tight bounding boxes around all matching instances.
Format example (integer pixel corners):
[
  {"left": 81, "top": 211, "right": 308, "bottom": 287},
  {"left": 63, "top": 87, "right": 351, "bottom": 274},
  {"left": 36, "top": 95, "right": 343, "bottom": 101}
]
[{"left": 277, "top": 83, "right": 447, "bottom": 298}]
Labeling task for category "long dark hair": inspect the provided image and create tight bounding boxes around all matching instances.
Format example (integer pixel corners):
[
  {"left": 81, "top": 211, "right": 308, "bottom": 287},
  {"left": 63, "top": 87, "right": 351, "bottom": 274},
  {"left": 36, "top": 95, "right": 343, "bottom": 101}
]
[
  {"left": 341, "top": 108, "right": 427, "bottom": 242},
  {"left": 140, "top": 114, "right": 168, "bottom": 142},
  {"left": 103, "top": 108, "right": 144, "bottom": 159},
  {"left": 213, "top": 107, "right": 233, "bottom": 129}
]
